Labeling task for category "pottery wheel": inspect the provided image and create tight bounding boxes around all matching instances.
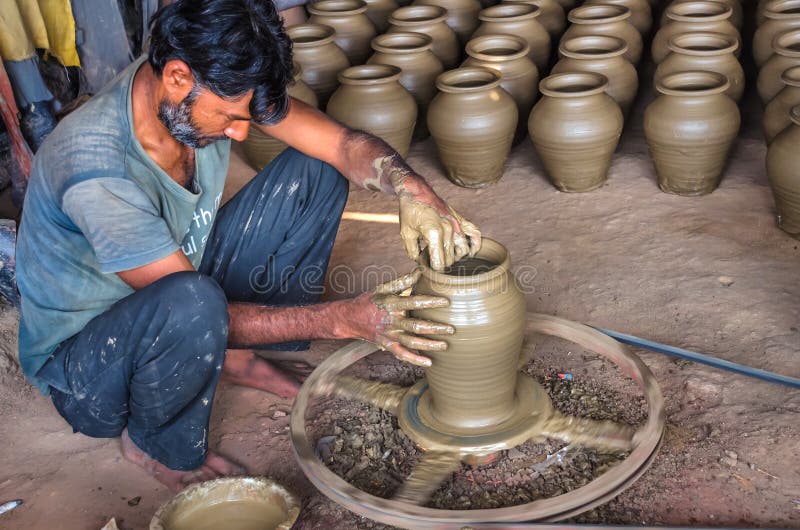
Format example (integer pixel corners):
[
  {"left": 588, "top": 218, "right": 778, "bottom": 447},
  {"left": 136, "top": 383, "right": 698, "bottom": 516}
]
[{"left": 290, "top": 313, "right": 665, "bottom": 528}]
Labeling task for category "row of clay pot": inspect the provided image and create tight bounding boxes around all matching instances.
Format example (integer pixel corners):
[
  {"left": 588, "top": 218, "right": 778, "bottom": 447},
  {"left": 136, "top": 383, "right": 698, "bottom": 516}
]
[{"left": 766, "top": 105, "right": 800, "bottom": 239}]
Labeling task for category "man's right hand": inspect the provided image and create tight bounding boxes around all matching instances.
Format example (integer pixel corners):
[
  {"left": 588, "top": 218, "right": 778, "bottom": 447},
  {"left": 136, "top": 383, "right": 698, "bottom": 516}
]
[{"left": 342, "top": 270, "right": 454, "bottom": 367}]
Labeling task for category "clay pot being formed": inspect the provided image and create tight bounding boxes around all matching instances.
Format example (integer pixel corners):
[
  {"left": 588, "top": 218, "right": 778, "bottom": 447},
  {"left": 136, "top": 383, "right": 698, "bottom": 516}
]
[
  {"left": 412, "top": 0, "right": 483, "bottom": 45},
  {"left": 501, "top": 0, "right": 567, "bottom": 38},
  {"left": 654, "top": 31, "right": 744, "bottom": 102},
  {"left": 644, "top": 71, "right": 740, "bottom": 196},
  {"left": 552, "top": 35, "right": 639, "bottom": 118},
  {"left": 427, "top": 67, "right": 518, "bottom": 187},
  {"left": 753, "top": 0, "right": 800, "bottom": 69},
  {"left": 327, "top": 65, "right": 417, "bottom": 157},
  {"left": 660, "top": 0, "right": 743, "bottom": 29},
  {"left": 651, "top": 1, "right": 741, "bottom": 64},
  {"left": 361, "top": 0, "right": 399, "bottom": 32},
  {"left": 411, "top": 238, "right": 526, "bottom": 431},
  {"left": 286, "top": 24, "right": 351, "bottom": 107},
  {"left": 758, "top": 29, "right": 800, "bottom": 104},
  {"left": 560, "top": 5, "right": 643, "bottom": 64},
  {"left": 241, "top": 68, "right": 320, "bottom": 170},
  {"left": 472, "top": 3, "right": 551, "bottom": 72},
  {"left": 307, "top": 0, "right": 377, "bottom": 66},
  {"left": 766, "top": 105, "right": 800, "bottom": 239},
  {"left": 763, "top": 66, "right": 800, "bottom": 142},
  {"left": 367, "top": 32, "right": 444, "bottom": 140},
  {"left": 584, "top": 0, "right": 653, "bottom": 35},
  {"left": 387, "top": 5, "right": 461, "bottom": 68},
  {"left": 463, "top": 34, "right": 540, "bottom": 144},
  {"left": 528, "top": 72, "right": 624, "bottom": 192}
]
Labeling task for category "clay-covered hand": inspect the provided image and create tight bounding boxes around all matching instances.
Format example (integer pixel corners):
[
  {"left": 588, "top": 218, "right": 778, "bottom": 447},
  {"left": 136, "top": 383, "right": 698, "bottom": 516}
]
[
  {"left": 398, "top": 191, "right": 482, "bottom": 271},
  {"left": 346, "top": 270, "right": 454, "bottom": 367}
]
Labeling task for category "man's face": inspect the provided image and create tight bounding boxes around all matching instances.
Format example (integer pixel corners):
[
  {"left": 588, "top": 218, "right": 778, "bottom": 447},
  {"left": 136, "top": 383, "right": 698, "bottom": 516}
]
[{"left": 158, "top": 84, "right": 254, "bottom": 148}]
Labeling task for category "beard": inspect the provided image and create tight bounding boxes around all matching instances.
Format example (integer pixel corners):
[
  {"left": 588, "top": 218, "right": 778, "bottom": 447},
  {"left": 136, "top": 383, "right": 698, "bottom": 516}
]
[{"left": 157, "top": 86, "right": 227, "bottom": 148}]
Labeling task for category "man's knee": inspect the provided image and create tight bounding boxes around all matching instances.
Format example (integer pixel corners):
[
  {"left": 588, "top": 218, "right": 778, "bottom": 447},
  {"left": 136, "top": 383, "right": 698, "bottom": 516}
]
[{"left": 270, "top": 147, "right": 349, "bottom": 204}]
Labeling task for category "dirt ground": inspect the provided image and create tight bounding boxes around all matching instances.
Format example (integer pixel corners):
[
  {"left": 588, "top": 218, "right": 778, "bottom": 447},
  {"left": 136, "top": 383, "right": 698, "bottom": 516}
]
[{"left": 1, "top": 57, "right": 799, "bottom": 529}]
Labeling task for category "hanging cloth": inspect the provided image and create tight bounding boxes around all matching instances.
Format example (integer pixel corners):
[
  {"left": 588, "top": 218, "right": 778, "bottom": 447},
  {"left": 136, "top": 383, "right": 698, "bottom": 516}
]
[{"left": 0, "top": 0, "right": 80, "bottom": 67}]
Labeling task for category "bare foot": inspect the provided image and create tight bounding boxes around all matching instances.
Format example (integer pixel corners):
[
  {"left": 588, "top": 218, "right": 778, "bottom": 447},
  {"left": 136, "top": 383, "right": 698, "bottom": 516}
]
[
  {"left": 221, "top": 349, "right": 302, "bottom": 398},
  {"left": 121, "top": 429, "right": 245, "bottom": 492}
]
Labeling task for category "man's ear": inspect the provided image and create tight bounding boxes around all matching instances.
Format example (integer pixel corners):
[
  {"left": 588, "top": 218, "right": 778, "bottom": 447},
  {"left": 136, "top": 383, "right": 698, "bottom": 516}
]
[{"left": 160, "top": 59, "right": 195, "bottom": 101}]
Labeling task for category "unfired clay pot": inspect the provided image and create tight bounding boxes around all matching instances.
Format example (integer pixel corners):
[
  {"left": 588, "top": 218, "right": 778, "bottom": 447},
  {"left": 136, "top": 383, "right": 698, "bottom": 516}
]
[
  {"left": 427, "top": 67, "right": 518, "bottom": 187},
  {"left": 766, "top": 105, "right": 800, "bottom": 239},
  {"left": 552, "top": 35, "right": 639, "bottom": 118},
  {"left": 654, "top": 32, "right": 744, "bottom": 102},
  {"left": 412, "top": 0, "right": 483, "bottom": 45},
  {"left": 367, "top": 32, "right": 444, "bottom": 139},
  {"left": 758, "top": 29, "right": 800, "bottom": 104},
  {"left": 560, "top": 5, "right": 643, "bottom": 64},
  {"left": 585, "top": 0, "right": 653, "bottom": 35},
  {"left": 763, "top": 65, "right": 800, "bottom": 142},
  {"left": 528, "top": 72, "right": 624, "bottom": 192},
  {"left": 361, "top": 0, "right": 399, "bottom": 31},
  {"left": 287, "top": 24, "right": 351, "bottom": 107},
  {"left": 411, "top": 238, "right": 526, "bottom": 431},
  {"left": 241, "top": 68, "right": 319, "bottom": 170},
  {"left": 327, "top": 65, "right": 417, "bottom": 157},
  {"left": 753, "top": 0, "right": 800, "bottom": 69},
  {"left": 660, "top": 0, "right": 743, "bottom": 29},
  {"left": 307, "top": 0, "right": 377, "bottom": 65},
  {"left": 463, "top": 34, "right": 540, "bottom": 144},
  {"left": 644, "top": 71, "right": 740, "bottom": 196},
  {"left": 502, "top": 0, "right": 567, "bottom": 38},
  {"left": 387, "top": 5, "right": 461, "bottom": 68},
  {"left": 473, "top": 3, "right": 551, "bottom": 72},
  {"left": 651, "top": 1, "right": 741, "bottom": 64}
]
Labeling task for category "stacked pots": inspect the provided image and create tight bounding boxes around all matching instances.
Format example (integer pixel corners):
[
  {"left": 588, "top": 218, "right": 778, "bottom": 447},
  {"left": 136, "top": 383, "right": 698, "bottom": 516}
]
[
  {"left": 758, "top": 28, "right": 800, "bottom": 104},
  {"left": 651, "top": 1, "right": 741, "bottom": 65},
  {"left": 287, "top": 23, "right": 351, "bottom": 107},
  {"left": 387, "top": 5, "right": 460, "bottom": 68},
  {"left": 307, "top": 0, "right": 378, "bottom": 65},
  {"left": 472, "top": 3, "right": 551, "bottom": 72},
  {"left": 560, "top": 5, "right": 643, "bottom": 64}
]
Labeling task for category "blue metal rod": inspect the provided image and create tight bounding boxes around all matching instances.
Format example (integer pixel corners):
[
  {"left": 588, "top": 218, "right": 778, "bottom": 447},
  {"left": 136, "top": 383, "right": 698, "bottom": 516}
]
[{"left": 592, "top": 327, "right": 800, "bottom": 389}]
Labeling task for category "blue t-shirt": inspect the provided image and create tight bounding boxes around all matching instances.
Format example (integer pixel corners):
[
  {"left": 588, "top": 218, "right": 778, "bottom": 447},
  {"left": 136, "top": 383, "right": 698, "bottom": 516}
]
[{"left": 17, "top": 56, "right": 231, "bottom": 393}]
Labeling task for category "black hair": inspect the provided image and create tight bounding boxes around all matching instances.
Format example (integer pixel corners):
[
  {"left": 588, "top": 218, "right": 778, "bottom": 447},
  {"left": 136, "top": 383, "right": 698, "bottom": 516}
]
[{"left": 148, "top": 0, "right": 293, "bottom": 125}]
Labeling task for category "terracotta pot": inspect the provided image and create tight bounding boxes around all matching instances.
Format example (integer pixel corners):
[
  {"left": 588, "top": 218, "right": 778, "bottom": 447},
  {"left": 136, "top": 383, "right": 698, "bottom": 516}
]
[
  {"left": 241, "top": 68, "right": 320, "bottom": 170},
  {"left": 307, "top": 0, "right": 377, "bottom": 65},
  {"left": 651, "top": 1, "right": 741, "bottom": 64},
  {"left": 361, "top": 0, "right": 399, "bottom": 31},
  {"left": 560, "top": 5, "right": 643, "bottom": 64},
  {"left": 463, "top": 34, "right": 540, "bottom": 144},
  {"left": 412, "top": 0, "right": 483, "bottom": 45},
  {"left": 763, "top": 65, "right": 800, "bottom": 142},
  {"left": 427, "top": 67, "right": 518, "bottom": 187},
  {"left": 552, "top": 35, "right": 639, "bottom": 118},
  {"left": 585, "top": 0, "right": 653, "bottom": 35},
  {"left": 387, "top": 5, "right": 461, "bottom": 68},
  {"left": 753, "top": 0, "right": 800, "bottom": 69},
  {"left": 766, "top": 105, "right": 800, "bottom": 239},
  {"left": 528, "top": 72, "right": 624, "bottom": 192},
  {"left": 660, "top": 0, "right": 743, "bottom": 29},
  {"left": 501, "top": 0, "right": 566, "bottom": 38},
  {"left": 654, "top": 31, "right": 744, "bottom": 102},
  {"left": 473, "top": 3, "right": 551, "bottom": 72},
  {"left": 286, "top": 24, "right": 351, "bottom": 107},
  {"left": 412, "top": 238, "right": 526, "bottom": 430},
  {"left": 644, "top": 71, "right": 740, "bottom": 196},
  {"left": 367, "top": 32, "right": 444, "bottom": 140},
  {"left": 758, "top": 29, "right": 800, "bottom": 104},
  {"left": 327, "top": 65, "right": 417, "bottom": 157}
]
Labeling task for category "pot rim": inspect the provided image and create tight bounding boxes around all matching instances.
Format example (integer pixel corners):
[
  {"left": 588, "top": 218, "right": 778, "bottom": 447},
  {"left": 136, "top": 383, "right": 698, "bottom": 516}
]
[
  {"left": 308, "top": 0, "right": 368, "bottom": 16},
  {"left": 435, "top": 66, "right": 503, "bottom": 92},
  {"left": 465, "top": 34, "right": 531, "bottom": 62},
  {"left": 791, "top": 104, "right": 800, "bottom": 125},
  {"left": 287, "top": 23, "right": 337, "bottom": 47},
  {"left": 539, "top": 71, "right": 609, "bottom": 98},
  {"left": 567, "top": 4, "right": 631, "bottom": 24},
  {"left": 667, "top": 31, "right": 738, "bottom": 56},
  {"left": 665, "top": 1, "right": 733, "bottom": 23},
  {"left": 655, "top": 70, "right": 730, "bottom": 97},
  {"left": 773, "top": 28, "right": 800, "bottom": 56},
  {"left": 371, "top": 31, "right": 434, "bottom": 53},
  {"left": 763, "top": 0, "right": 800, "bottom": 19},
  {"left": 478, "top": 3, "right": 541, "bottom": 22},
  {"left": 388, "top": 5, "right": 448, "bottom": 26},
  {"left": 781, "top": 65, "right": 800, "bottom": 86},
  {"left": 337, "top": 64, "right": 403, "bottom": 85},
  {"left": 417, "top": 238, "right": 511, "bottom": 287},
  {"left": 559, "top": 35, "right": 628, "bottom": 59}
]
